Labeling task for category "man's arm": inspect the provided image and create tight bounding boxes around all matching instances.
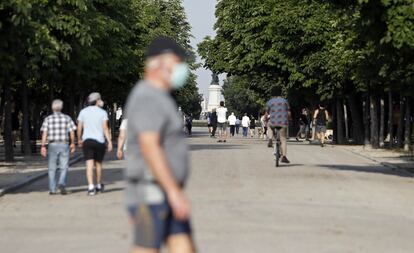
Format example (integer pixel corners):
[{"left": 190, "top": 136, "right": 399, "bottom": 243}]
[
  {"left": 77, "top": 121, "right": 83, "bottom": 147},
  {"left": 325, "top": 110, "right": 330, "bottom": 121},
  {"left": 117, "top": 129, "right": 126, "bottom": 160},
  {"left": 69, "top": 131, "right": 76, "bottom": 154},
  {"left": 40, "top": 131, "right": 48, "bottom": 158},
  {"left": 139, "top": 132, "right": 190, "bottom": 220},
  {"left": 103, "top": 120, "right": 113, "bottom": 151},
  {"left": 313, "top": 110, "right": 319, "bottom": 121}
]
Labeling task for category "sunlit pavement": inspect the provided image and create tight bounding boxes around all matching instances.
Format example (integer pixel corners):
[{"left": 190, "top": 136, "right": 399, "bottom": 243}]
[{"left": 1, "top": 129, "right": 414, "bottom": 253}]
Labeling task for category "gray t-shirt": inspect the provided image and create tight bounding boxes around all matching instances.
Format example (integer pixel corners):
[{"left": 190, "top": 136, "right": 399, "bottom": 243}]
[{"left": 125, "top": 81, "right": 189, "bottom": 205}]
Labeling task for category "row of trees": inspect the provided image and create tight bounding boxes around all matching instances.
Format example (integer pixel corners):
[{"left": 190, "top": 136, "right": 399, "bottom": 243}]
[
  {"left": 198, "top": 0, "right": 414, "bottom": 150},
  {"left": 0, "top": 0, "right": 202, "bottom": 161}
]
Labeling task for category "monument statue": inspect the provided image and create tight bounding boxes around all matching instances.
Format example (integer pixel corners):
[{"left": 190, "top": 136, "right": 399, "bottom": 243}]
[
  {"left": 207, "top": 72, "right": 223, "bottom": 112},
  {"left": 211, "top": 73, "right": 219, "bottom": 85}
]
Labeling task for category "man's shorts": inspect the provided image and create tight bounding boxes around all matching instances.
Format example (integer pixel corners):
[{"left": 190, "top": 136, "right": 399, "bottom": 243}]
[
  {"left": 128, "top": 200, "right": 192, "bottom": 249},
  {"left": 218, "top": 122, "right": 227, "bottom": 131},
  {"left": 82, "top": 139, "right": 106, "bottom": 162},
  {"left": 316, "top": 125, "right": 327, "bottom": 133}
]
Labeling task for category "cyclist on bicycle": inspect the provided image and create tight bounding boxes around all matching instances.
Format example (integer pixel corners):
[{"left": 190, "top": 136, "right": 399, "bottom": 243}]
[{"left": 265, "top": 87, "right": 291, "bottom": 164}]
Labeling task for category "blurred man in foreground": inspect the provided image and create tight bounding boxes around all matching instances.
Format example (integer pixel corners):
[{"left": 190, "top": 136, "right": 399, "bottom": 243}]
[{"left": 125, "top": 37, "right": 195, "bottom": 253}]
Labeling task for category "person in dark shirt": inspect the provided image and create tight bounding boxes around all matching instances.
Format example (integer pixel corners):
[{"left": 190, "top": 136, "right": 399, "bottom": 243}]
[
  {"left": 314, "top": 104, "right": 330, "bottom": 147},
  {"left": 210, "top": 109, "right": 218, "bottom": 137},
  {"left": 296, "top": 108, "right": 310, "bottom": 141},
  {"left": 249, "top": 116, "right": 256, "bottom": 138}
]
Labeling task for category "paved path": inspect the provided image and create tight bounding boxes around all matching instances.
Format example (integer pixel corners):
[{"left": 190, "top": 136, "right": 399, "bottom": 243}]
[{"left": 1, "top": 129, "right": 414, "bottom": 253}]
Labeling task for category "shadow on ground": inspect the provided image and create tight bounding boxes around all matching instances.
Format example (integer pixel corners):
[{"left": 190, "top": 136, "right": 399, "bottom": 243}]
[
  {"left": 190, "top": 144, "right": 245, "bottom": 151},
  {"left": 9, "top": 155, "right": 126, "bottom": 195},
  {"left": 318, "top": 164, "right": 412, "bottom": 178}
]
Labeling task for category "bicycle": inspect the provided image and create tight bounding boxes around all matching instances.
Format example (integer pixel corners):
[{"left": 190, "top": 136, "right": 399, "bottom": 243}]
[{"left": 272, "top": 127, "right": 282, "bottom": 167}]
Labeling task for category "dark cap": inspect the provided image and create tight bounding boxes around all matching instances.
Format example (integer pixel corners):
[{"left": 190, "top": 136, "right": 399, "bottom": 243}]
[{"left": 145, "top": 36, "right": 187, "bottom": 60}]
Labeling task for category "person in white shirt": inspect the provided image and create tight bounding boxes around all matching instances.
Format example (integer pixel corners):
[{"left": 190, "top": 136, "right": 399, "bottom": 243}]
[
  {"left": 241, "top": 113, "right": 250, "bottom": 137},
  {"left": 228, "top": 112, "right": 237, "bottom": 137},
  {"left": 216, "top": 101, "right": 228, "bottom": 142},
  {"left": 117, "top": 118, "right": 127, "bottom": 160}
]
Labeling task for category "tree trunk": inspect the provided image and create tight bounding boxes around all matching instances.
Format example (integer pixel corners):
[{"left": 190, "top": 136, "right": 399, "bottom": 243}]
[
  {"left": 21, "top": 82, "right": 31, "bottom": 155},
  {"left": 370, "top": 95, "right": 379, "bottom": 148},
  {"left": 332, "top": 102, "right": 337, "bottom": 144},
  {"left": 344, "top": 104, "right": 349, "bottom": 141},
  {"left": 0, "top": 87, "right": 5, "bottom": 133},
  {"left": 388, "top": 91, "right": 393, "bottom": 148},
  {"left": 404, "top": 98, "right": 412, "bottom": 152},
  {"left": 336, "top": 99, "right": 345, "bottom": 144},
  {"left": 68, "top": 93, "right": 75, "bottom": 120},
  {"left": 397, "top": 98, "right": 405, "bottom": 148},
  {"left": 4, "top": 80, "right": 14, "bottom": 161},
  {"left": 348, "top": 93, "right": 364, "bottom": 144},
  {"left": 363, "top": 96, "right": 370, "bottom": 146},
  {"left": 379, "top": 96, "right": 385, "bottom": 148}
]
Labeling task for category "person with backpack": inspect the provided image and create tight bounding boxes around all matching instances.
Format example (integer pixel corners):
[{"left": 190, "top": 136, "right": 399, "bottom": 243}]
[{"left": 313, "top": 104, "right": 330, "bottom": 147}]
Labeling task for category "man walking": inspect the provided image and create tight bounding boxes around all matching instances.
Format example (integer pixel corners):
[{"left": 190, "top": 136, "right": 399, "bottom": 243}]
[
  {"left": 125, "top": 37, "right": 195, "bottom": 253},
  {"left": 313, "top": 104, "right": 330, "bottom": 147},
  {"left": 77, "top": 92, "right": 112, "bottom": 196},
  {"left": 228, "top": 112, "right": 237, "bottom": 137},
  {"left": 210, "top": 109, "right": 218, "bottom": 138},
  {"left": 296, "top": 108, "right": 310, "bottom": 141},
  {"left": 235, "top": 117, "right": 241, "bottom": 135},
  {"left": 266, "top": 87, "right": 291, "bottom": 163},
  {"left": 216, "top": 101, "right": 228, "bottom": 143},
  {"left": 241, "top": 113, "right": 250, "bottom": 137},
  {"left": 40, "top": 99, "right": 77, "bottom": 195}
]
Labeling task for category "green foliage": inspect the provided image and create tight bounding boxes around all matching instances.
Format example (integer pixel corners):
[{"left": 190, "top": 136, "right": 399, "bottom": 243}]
[
  {"left": 198, "top": 0, "right": 414, "bottom": 106},
  {"left": 0, "top": 0, "right": 201, "bottom": 116}
]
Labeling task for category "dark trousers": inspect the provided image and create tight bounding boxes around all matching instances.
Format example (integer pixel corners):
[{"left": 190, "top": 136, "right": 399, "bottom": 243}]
[
  {"left": 211, "top": 125, "right": 217, "bottom": 137},
  {"left": 230, "top": 125, "right": 235, "bottom": 136},
  {"left": 186, "top": 124, "right": 192, "bottom": 135},
  {"left": 236, "top": 124, "right": 240, "bottom": 134}
]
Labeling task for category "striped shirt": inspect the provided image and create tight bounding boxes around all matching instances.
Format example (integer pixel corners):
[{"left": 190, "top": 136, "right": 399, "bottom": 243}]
[{"left": 41, "top": 112, "right": 77, "bottom": 143}]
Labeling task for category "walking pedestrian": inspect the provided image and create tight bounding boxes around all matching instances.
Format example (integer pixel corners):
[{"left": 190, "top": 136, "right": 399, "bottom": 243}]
[
  {"left": 207, "top": 111, "right": 212, "bottom": 134},
  {"left": 296, "top": 108, "right": 310, "bottom": 141},
  {"left": 313, "top": 104, "right": 330, "bottom": 147},
  {"left": 117, "top": 118, "right": 127, "bottom": 160},
  {"left": 249, "top": 116, "right": 256, "bottom": 138},
  {"left": 228, "top": 112, "right": 237, "bottom": 137},
  {"left": 185, "top": 114, "right": 193, "bottom": 136},
  {"left": 217, "top": 101, "right": 228, "bottom": 143},
  {"left": 260, "top": 111, "right": 268, "bottom": 140},
  {"left": 124, "top": 36, "right": 196, "bottom": 253},
  {"left": 77, "top": 92, "right": 113, "bottom": 196},
  {"left": 241, "top": 113, "right": 250, "bottom": 137},
  {"left": 266, "top": 87, "right": 291, "bottom": 163},
  {"left": 40, "top": 99, "right": 77, "bottom": 195},
  {"left": 235, "top": 117, "right": 241, "bottom": 135},
  {"left": 210, "top": 109, "right": 218, "bottom": 138}
]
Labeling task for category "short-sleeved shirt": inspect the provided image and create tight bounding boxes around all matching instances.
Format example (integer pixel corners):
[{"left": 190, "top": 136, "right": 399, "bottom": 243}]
[
  {"left": 216, "top": 107, "right": 228, "bottom": 123},
  {"left": 41, "top": 112, "right": 77, "bottom": 143},
  {"left": 125, "top": 81, "right": 189, "bottom": 205},
  {"left": 267, "top": 97, "right": 290, "bottom": 127},
  {"left": 77, "top": 106, "right": 108, "bottom": 143}
]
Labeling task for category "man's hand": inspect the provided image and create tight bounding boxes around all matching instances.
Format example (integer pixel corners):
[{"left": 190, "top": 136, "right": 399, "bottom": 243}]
[
  {"left": 107, "top": 141, "right": 113, "bottom": 152},
  {"left": 167, "top": 189, "right": 191, "bottom": 221},
  {"left": 78, "top": 141, "right": 83, "bottom": 148},
  {"left": 70, "top": 143, "right": 76, "bottom": 154},
  {"left": 41, "top": 147, "right": 47, "bottom": 158},
  {"left": 117, "top": 149, "right": 123, "bottom": 160}
]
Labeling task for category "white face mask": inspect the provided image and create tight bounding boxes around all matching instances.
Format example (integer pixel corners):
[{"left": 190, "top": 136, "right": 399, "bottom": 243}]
[{"left": 97, "top": 100, "right": 104, "bottom": 108}]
